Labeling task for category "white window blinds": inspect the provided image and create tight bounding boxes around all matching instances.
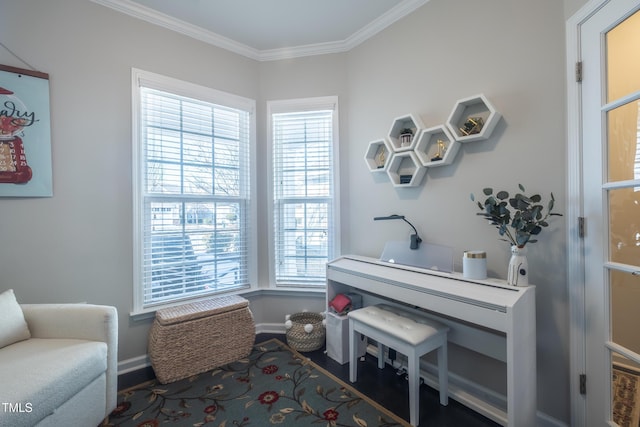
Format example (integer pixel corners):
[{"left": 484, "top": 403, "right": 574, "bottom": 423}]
[
  {"left": 133, "top": 70, "right": 253, "bottom": 309},
  {"left": 272, "top": 101, "right": 337, "bottom": 286}
]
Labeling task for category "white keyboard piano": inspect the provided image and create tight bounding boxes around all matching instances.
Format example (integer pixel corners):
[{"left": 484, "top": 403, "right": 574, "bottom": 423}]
[{"left": 326, "top": 255, "right": 536, "bottom": 426}]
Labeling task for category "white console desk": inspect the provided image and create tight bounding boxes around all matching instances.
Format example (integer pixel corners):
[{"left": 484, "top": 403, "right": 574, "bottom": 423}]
[{"left": 326, "top": 255, "right": 536, "bottom": 427}]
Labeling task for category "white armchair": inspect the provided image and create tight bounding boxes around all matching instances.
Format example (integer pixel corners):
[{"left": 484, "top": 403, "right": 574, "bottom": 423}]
[{"left": 0, "top": 295, "right": 118, "bottom": 427}]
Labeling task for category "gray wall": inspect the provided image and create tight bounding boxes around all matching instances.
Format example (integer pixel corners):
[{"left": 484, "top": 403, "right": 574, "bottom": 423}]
[
  {"left": 0, "top": 0, "right": 588, "bottom": 424},
  {"left": 0, "top": 0, "right": 259, "bottom": 360},
  {"left": 344, "top": 0, "right": 568, "bottom": 422}
]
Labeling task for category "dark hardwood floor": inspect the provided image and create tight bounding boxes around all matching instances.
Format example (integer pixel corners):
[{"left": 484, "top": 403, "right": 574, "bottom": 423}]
[{"left": 118, "top": 333, "right": 501, "bottom": 426}]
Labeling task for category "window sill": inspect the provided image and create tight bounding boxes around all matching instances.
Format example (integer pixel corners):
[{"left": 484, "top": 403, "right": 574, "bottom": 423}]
[{"left": 129, "top": 286, "right": 326, "bottom": 321}]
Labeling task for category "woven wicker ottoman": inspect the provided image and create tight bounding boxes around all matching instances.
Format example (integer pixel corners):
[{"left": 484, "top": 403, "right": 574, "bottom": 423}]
[{"left": 148, "top": 295, "right": 255, "bottom": 383}]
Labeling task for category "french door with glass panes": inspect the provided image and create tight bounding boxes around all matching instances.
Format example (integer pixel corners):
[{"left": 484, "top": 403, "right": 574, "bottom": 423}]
[{"left": 581, "top": 1, "right": 640, "bottom": 424}]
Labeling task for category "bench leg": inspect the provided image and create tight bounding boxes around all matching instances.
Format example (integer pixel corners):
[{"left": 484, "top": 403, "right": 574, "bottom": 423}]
[
  {"left": 437, "top": 341, "right": 449, "bottom": 406},
  {"left": 349, "top": 320, "right": 357, "bottom": 383},
  {"left": 408, "top": 351, "right": 420, "bottom": 426}
]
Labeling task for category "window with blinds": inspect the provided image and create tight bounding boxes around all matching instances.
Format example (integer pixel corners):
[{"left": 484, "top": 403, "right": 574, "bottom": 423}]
[
  {"left": 270, "top": 98, "right": 338, "bottom": 286},
  {"left": 133, "top": 69, "right": 254, "bottom": 310}
]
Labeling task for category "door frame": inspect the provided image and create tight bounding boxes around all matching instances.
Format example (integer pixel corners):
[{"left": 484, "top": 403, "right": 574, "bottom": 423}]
[{"left": 566, "top": 0, "right": 610, "bottom": 425}]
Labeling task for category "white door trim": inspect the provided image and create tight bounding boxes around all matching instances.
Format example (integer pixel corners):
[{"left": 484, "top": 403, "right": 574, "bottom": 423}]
[{"left": 566, "top": 1, "right": 610, "bottom": 425}]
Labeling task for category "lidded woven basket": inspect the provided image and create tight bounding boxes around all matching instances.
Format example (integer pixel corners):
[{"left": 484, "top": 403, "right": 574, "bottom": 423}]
[{"left": 286, "top": 312, "right": 326, "bottom": 352}]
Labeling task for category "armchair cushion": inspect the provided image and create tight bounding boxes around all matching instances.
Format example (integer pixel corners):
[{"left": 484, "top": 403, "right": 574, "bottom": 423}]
[
  {"left": 0, "top": 289, "right": 30, "bottom": 349},
  {"left": 0, "top": 338, "right": 107, "bottom": 427}
]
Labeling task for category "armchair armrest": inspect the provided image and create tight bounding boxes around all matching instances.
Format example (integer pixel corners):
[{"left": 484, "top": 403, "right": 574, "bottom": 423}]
[
  {"left": 20, "top": 303, "right": 119, "bottom": 413},
  {"left": 20, "top": 304, "right": 117, "bottom": 342}
]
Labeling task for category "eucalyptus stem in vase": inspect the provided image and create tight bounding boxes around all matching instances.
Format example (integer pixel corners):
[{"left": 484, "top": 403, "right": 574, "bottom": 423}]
[{"left": 470, "top": 184, "right": 563, "bottom": 285}]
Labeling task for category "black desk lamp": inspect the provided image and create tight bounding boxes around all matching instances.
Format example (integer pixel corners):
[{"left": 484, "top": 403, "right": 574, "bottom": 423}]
[{"left": 373, "top": 214, "right": 422, "bottom": 250}]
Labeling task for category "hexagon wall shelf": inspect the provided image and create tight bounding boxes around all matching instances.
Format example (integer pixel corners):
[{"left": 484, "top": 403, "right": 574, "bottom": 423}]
[
  {"left": 386, "top": 151, "right": 425, "bottom": 187},
  {"left": 388, "top": 113, "right": 425, "bottom": 152},
  {"left": 364, "top": 138, "right": 392, "bottom": 172},
  {"left": 446, "top": 94, "right": 501, "bottom": 143},
  {"left": 414, "top": 125, "right": 459, "bottom": 167}
]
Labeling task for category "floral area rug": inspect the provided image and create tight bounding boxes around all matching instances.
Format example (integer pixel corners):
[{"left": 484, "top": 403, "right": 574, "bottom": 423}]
[
  {"left": 613, "top": 366, "right": 640, "bottom": 427},
  {"left": 105, "top": 338, "right": 409, "bottom": 427}
]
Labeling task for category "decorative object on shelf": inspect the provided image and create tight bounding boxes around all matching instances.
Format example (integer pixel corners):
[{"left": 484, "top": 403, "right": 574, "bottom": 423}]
[
  {"left": 470, "top": 184, "right": 563, "bottom": 286},
  {"left": 399, "top": 128, "right": 414, "bottom": 146},
  {"left": 386, "top": 151, "right": 425, "bottom": 187},
  {"left": 388, "top": 114, "right": 424, "bottom": 152},
  {"left": 414, "top": 125, "right": 459, "bottom": 168},
  {"left": 459, "top": 116, "right": 484, "bottom": 136},
  {"left": 507, "top": 245, "right": 529, "bottom": 286},
  {"left": 400, "top": 174, "right": 412, "bottom": 184},
  {"left": 431, "top": 139, "right": 447, "bottom": 161},
  {"left": 375, "top": 144, "right": 386, "bottom": 168},
  {"left": 373, "top": 214, "right": 422, "bottom": 250},
  {"left": 463, "top": 250, "right": 487, "bottom": 280},
  {"left": 446, "top": 94, "right": 501, "bottom": 143},
  {"left": 364, "top": 139, "right": 392, "bottom": 173}
]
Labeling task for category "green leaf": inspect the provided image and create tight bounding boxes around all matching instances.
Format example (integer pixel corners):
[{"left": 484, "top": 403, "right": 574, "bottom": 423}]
[
  {"left": 530, "top": 194, "right": 541, "bottom": 203},
  {"left": 496, "top": 190, "right": 509, "bottom": 200},
  {"left": 483, "top": 188, "right": 493, "bottom": 196},
  {"left": 470, "top": 193, "right": 475, "bottom": 202},
  {"left": 532, "top": 205, "right": 542, "bottom": 220},
  {"left": 516, "top": 198, "right": 530, "bottom": 211},
  {"left": 518, "top": 183, "right": 525, "bottom": 192}
]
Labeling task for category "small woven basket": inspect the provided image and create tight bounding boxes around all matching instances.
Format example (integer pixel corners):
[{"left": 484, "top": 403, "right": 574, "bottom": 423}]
[{"left": 286, "top": 312, "right": 326, "bottom": 352}]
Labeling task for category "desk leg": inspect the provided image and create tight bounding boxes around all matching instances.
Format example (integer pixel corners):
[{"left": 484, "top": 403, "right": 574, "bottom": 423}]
[{"left": 507, "top": 294, "right": 537, "bottom": 426}]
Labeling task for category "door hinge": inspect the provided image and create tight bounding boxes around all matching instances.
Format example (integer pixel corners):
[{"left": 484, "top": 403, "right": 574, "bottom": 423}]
[
  {"left": 578, "top": 217, "right": 585, "bottom": 238},
  {"left": 580, "top": 374, "right": 586, "bottom": 394},
  {"left": 576, "top": 61, "right": 583, "bottom": 83}
]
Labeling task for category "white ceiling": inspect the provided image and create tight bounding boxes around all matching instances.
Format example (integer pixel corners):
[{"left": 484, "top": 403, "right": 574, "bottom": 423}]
[{"left": 91, "top": 0, "right": 428, "bottom": 61}]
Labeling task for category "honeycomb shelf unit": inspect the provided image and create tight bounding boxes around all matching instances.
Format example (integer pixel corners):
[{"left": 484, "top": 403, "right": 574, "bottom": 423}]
[
  {"left": 388, "top": 113, "right": 425, "bottom": 152},
  {"left": 364, "top": 138, "right": 392, "bottom": 172},
  {"left": 414, "top": 125, "right": 460, "bottom": 167},
  {"left": 446, "top": 94, "right": 501, "bottom": 143},
  {"left": 386, "top": 151, "right": 426, "bottom": 187},
  {"left": 365, "top": 94, "right": 502, "bottom": 188}
]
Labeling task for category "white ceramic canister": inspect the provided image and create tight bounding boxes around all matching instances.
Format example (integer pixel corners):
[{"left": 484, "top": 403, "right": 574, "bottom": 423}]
[{"left": 463, "top": 250, "right": 487, "bottom": 280}]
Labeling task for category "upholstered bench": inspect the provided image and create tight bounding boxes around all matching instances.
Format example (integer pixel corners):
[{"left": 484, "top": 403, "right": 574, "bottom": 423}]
[
  {"left": 348, "top": 304, "right": 449, "bottom": 427},
  {"left": 148, "top": 295, "right": 255, "bottom": 383}
]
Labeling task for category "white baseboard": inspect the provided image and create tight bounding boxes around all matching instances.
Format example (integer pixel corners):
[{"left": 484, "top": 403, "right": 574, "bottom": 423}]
[
  {"left": 118, "top": 354, "right": 151, "bottom": 374},
  {"left": 255, "top": 322, "right": 286, "bottom": 335}
]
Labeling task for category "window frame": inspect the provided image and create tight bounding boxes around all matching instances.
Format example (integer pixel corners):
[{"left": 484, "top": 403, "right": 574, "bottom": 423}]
[
  {"left": 131, "top": 68, "right": 257, "bottom": 314},
  {"left": 267, "top": 96, "right": 341, "bottom": 288}
]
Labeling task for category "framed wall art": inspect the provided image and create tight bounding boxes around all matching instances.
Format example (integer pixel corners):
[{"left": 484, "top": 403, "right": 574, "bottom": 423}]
[{"left": 0, "top": 64, "right": 52, "bottom": 197}]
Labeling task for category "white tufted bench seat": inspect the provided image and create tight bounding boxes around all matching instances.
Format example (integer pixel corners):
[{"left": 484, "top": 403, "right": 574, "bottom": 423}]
[{"left": 348, "top": 304, "right": 449, "bottom": 427}]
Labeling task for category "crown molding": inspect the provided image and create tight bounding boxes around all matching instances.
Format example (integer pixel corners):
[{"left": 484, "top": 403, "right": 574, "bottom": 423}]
[
  {"left": 91, "top": 0, "right": 261, "bottom": 59},
  {"left": 344, "top": 0, "right": 429, "bottom": 50},
  {"left": 91, "top": 0, "right": 429, "bottom": 61}
]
